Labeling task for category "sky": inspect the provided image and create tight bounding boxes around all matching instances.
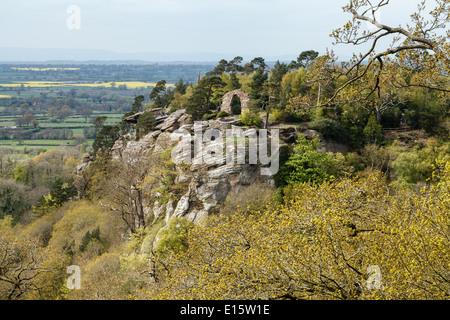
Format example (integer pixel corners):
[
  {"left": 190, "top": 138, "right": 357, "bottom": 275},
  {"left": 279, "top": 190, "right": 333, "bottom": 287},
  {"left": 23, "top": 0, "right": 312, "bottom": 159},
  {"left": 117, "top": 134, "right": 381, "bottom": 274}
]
[{"left": 0, "top": 0, "right": 424, "bottom": 61}]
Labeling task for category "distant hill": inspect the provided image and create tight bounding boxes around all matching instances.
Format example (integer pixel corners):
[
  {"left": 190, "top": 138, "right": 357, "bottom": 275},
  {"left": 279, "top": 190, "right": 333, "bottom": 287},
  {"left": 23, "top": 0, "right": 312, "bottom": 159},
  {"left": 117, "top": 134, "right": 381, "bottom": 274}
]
[{"left": 0, "top": 47, "right": 300, "bottom": 64}]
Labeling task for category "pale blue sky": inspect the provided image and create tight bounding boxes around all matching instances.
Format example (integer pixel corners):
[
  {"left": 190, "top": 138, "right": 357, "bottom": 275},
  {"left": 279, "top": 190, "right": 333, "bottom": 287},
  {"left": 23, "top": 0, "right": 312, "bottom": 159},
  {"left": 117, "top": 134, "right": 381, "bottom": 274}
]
[{"left": 0, "top": 0, "right": 423, "bottom": 61}]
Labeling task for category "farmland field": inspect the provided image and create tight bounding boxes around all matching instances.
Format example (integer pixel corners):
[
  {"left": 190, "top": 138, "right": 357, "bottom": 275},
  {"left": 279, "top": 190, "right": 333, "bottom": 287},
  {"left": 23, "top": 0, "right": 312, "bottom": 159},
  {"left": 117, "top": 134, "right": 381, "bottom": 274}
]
[{"left": 0, "top": 62, "right": 215, "bottom": 163}]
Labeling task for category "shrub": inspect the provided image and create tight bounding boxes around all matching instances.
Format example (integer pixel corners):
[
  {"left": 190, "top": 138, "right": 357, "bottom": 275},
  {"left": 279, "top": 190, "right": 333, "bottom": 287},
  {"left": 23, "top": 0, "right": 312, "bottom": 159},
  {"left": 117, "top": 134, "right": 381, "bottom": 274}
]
[
  {"left": 239, "top": 110, "right": 261, "bottom": 127},
  {"left": 202, "top": 113, "right": 217, "bottom": 120},
  {"left": 154, "top": 217, "right": 193, "bottom": 256},
  {"left": 219, "top": 183, "right": 275, "bottom": 217},
  {"left": 278, "top": 136, "right": 339, "bottom": 185},
  {"left": 216, "top": 111, "right": 229, "bottom": 118},
  {"left": 363, "top": 115, "right": 383, "bottom": 144},
  {"left": 310, "top": 118, "right": 347, "bottom": 142}
]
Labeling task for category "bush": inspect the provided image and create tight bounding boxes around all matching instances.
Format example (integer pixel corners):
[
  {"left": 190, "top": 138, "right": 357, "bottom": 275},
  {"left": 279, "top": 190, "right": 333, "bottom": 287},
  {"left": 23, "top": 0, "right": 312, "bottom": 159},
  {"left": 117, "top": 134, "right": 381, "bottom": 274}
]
[
  {"left": 363, "top": 115, "right": 383, "bottom": 144},
  {"left": 202, "top": 113, "right": 217, "bottom": 120},
  {"left": 239, "top": 110, "right": 261, "bottom": 127},
  {"left": 310, "top": 118, "right": 347, "bottom": 142},
  {"left": 216, "top": 111, "right": 229, "bottom": 118},
  {"left": 219, "top": 183, "right": 275, "bottom": 217},
  {"left": 154, "top": 217, "right": 193, "bottom": 256},
  {"left": 404, "top": 100, "right": 448, "bottom": 134},
  {"left": 278, "top": 136, "right": 339, "bottom": 185},
  {"left": 392, "top": 141, "right": 450, "bottom": 185},
  {"left": 0, "top": 179, "right": 31, "bottom": 222}
]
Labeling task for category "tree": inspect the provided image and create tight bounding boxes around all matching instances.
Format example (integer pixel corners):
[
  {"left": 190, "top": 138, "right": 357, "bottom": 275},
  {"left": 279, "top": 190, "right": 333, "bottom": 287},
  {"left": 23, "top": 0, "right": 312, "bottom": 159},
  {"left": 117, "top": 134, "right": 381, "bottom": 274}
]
[
  {"left": 150, "top": 80, "right": 167, "bottom": 101},
  {"left": 248, "top": 68, "right": 269, "bottom": 108},
  {"left": 81, "top": 108, "right": 92, "bottom": 123},
  {"left": 229, "top": 73, "right": 242, "bottom": 90},
  {"left": 250, "top": 57, "right": 268, "bottom": 71},
  {"left": 174, "top": 79, "right": 188, "bottom": 95},
  {"left": 148, "top": 163, "right": 450, "bottom": 300},
  {"left": 0, "top": 233, "right": 58, "bottom": 300},
  {"left": 186, "top": 76, "right": 225, "bottom": 120},
  {"left": 135, "top": 111, "right": 156, "bottom": 139},
  {"left": 226, "top": 56, "right": 244, "bottom": 73},
  {"left": 288, "top": 50, "right": 319, "bottom": 70},
  {"left": 47, "top": 177, "right": 77, "bottom": 207},
  {"left": 332, "top": 0, "right": 449, "bottom": 93},
  {"left": 278, "top": 136, "right": 339, "bottom": 185},
  {"left": 30, "top": 119, "right": 39, "bottom": 129},
  {"left": 23, "top": 113, "right": 34, "bottom": 126},
  {"left": 289, "top": 1, "right": 449, "bottom": 118},
  {"left": 0, "top": 179, "right": 31, "bottom": 222},
  {"left": 211, "top": 59, "right": 229, "bottom": 76},
  {"left": 93, "top": 116, "right": 107, "bottom": 132},
  {"left": 57, "top": 105, "right": 73, "bottom": 122},
  {"left": 150, "top": 80, "right": 170, "bottom": 109},
  {"left": 47, "top": 106, "right": 58, "bottom": 118},
  {"left": 363, "top": 114, "right": 383, "bottom": 144},
  {"left": 131, "top": 95, "right": 145, "bottom": 114},
  {"left": 92, "top": 125, "right": 120, "bottom": 156},
  {"left": 103, "top": 149, "right": 177, "bottom": 233}
]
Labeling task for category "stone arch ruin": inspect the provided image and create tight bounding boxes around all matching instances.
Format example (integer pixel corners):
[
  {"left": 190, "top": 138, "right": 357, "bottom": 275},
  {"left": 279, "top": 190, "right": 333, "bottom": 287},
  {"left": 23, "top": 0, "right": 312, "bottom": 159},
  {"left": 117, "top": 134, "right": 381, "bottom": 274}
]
[{"left": 219, "top": 89, "right": 250, "bottom": 115}]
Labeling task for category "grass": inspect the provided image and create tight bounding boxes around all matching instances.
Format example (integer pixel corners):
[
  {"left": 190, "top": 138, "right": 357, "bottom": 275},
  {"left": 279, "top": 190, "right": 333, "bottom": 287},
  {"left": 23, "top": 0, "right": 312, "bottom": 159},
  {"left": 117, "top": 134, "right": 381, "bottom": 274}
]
[{"left": 0, "top": 121, "right": 16, "bottom": 126}]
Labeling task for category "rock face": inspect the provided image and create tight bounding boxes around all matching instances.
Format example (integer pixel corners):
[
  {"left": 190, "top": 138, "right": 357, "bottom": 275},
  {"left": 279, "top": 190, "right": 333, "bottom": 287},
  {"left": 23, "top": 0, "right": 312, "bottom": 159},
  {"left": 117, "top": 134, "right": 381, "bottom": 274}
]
[
  {"left": 75, "top": 109, "right": 274, "bottom": 225},
  {"left": 73, "top": 108, "right": 345, "bottom": 225}
]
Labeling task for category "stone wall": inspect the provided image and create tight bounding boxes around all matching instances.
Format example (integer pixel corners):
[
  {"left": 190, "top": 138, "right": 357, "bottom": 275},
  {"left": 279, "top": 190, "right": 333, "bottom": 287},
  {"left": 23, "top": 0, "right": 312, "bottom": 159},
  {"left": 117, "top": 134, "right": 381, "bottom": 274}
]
[{"left": 219, "top": 89, "right": 250, "bottom": 115}]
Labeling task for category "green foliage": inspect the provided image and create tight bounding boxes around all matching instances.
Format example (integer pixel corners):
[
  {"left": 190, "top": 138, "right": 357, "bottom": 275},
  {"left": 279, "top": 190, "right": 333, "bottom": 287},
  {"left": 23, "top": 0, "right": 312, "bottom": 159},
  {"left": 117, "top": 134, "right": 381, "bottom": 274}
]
[
  {"left": 135, "top": 111, "right": 156, "bottom": 139},
  {"left": 79, "top": 226, "right": 102, "bottom": 252},
  {"left": 150, "top": 165, "right": 450, "bottom": 300},
  {"left": 363, "top": 114, "right": 383, "bottom": 144},
  {"left": 202, "top": 113, "right": 217, "bottom": 121},
  {"left": 92, "top": 125, "right": 120, "bottom": 156},
  {"left": 0, "top": 179, "right": 31, "bottom": 222},
  {"left": 392, "top": 141, "right": 450, "bottom": 185},
  {"left": 219, "top": 183, "right": 275, "bottom": 217},
  {"left": 228, "top": 73, "right": 242, "bottom": 90},
  {"left": 93, "top": 116, "right": 107, "bottom": 132},
  {"left": 278, "top": 136, "right": 339, "bottom": 185},
  {"left": 340, "top": 105, "right": 370, "bottom": 149},
  {"left": 49, "top": 177, "right": 78, "bottom": 207},
  {"left": 186, "top": 76, "right": 225, "bottom": 120},
  {"left": 149, "top": 80, "right": 171, "bottom": 109},
  {"left": 239, "top": 110, "right": 261, "bottom": 127},
  {"left": 216, "top": 111, "right": 229, "bottom": 118},
  {"left": 310, "top": 118, "right": 347, "bottom": 142},
  {"left": 380, "top": 107, "right": 402, "bottom": 128},
  {"left": 231, "top": 95, "right": 242, "bottom": 115},
  {"left": 0, "top": 215, "right": 13, "bottom": 230},
  {"left": 288, "top": 50, "right": 319, "bottom": 70},
  {"left": 131, "top": 95, "right": 145, "bottom": 113},
  {"left": 248, "top": 68, "right": 268, "bottom": 107},
  {"left": 403, "top": 95, "right": 449, "bottom": 135},
  {"left": 154, "top": 218, "right": 193, "bottom": 257}
]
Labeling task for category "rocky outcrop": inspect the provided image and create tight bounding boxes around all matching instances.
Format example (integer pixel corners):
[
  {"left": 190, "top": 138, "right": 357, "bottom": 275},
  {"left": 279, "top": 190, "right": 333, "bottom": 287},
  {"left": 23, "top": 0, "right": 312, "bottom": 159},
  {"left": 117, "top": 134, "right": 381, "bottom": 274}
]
[
  {"left": 76, "top": 109, "right": 274, "bottom": 225},
  {"left": 74, "top": 108, "right": 344, "bottom": 228}
]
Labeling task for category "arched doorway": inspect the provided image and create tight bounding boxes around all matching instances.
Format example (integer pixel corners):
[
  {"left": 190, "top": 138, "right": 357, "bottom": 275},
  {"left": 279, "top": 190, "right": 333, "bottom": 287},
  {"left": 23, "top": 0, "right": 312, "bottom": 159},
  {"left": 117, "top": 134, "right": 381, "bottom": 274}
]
[
  {"left": 219, "top": 89, "right": 250, "bottom": 115},
  {"left": 231, "top": 95, "right": 242, "bottom": 115}
]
